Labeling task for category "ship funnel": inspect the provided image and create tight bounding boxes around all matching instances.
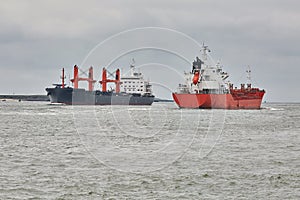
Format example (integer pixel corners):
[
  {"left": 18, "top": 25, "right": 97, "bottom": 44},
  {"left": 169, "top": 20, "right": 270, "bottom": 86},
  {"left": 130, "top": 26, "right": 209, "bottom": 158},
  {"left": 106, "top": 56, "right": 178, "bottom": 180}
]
[{"left": 192, "top": 56, "right": 203, "bottom": 73}]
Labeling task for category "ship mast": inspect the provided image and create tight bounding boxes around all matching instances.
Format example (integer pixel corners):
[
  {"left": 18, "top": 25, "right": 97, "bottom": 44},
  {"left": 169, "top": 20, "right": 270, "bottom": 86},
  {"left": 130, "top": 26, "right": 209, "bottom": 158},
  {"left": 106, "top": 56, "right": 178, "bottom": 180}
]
[
  {"left": 200, "top": 43, "right": 211, "bottom": 62},
  {"left": 60, "top": 68, "right": 65, "bottom": 88},
  {"left": 246, "top": 65, "right": 252, "bottom": 84},
  {"left": 130, "top": 58, "right": 135, "bottom": 76}
]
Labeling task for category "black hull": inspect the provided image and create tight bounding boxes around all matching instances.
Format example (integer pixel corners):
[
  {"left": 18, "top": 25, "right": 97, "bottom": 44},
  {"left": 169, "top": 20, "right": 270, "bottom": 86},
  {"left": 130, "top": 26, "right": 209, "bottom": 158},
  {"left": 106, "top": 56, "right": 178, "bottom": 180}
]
[{"left": 45, "top": 87, "right": 154, "bottom": 105}]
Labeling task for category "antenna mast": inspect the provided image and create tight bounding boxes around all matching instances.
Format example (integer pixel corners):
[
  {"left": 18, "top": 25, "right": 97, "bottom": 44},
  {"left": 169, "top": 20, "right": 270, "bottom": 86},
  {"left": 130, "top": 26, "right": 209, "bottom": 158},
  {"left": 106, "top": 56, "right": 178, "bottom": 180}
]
[
  {"left": 200, "top": 43, "right": 211, "bottom": 61},
  {"left": 246, "top": 65, "right": 252, "bottom": 84},
  {"left": 130, "top": 58, "right": 135, "bottom": 76}
]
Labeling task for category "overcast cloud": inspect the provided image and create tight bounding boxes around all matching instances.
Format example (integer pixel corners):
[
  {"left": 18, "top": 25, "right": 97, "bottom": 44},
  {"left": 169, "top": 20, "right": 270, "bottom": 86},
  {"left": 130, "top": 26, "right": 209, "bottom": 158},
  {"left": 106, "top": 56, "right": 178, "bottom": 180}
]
[{"left": 0, "top": 0, "right": 299, "bottom": 102}]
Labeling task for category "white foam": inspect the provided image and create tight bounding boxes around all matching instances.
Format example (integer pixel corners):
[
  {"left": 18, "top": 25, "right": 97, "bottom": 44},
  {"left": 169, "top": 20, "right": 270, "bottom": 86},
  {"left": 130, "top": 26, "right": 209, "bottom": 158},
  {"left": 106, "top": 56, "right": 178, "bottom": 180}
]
[{"left": 264, "top": 107, "right": 284, "bottom": 111}]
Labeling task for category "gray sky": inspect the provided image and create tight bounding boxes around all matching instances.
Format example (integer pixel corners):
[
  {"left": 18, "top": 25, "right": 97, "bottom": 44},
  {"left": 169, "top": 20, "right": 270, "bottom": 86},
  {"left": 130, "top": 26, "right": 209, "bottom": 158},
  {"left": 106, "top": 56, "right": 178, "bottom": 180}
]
[{"left": 0, "top": 0, "right": 299, "bottom": 102}]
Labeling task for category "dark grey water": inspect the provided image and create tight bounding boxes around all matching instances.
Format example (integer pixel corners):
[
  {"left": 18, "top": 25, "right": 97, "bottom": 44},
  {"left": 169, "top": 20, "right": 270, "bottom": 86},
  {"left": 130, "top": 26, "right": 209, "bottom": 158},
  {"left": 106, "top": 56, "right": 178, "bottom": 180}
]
[{"left": 0, "top": 101, "right": 299, "bottom": 199}]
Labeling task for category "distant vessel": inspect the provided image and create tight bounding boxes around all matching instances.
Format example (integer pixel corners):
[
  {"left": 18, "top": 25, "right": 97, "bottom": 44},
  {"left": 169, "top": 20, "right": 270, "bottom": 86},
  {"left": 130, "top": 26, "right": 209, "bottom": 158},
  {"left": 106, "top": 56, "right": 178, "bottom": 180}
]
[
  {"left": 46, "top": 61, "right": 154, "bottom": 105},
  {"left": 172, "top": 45, "right": 265, "bottom": 109}
]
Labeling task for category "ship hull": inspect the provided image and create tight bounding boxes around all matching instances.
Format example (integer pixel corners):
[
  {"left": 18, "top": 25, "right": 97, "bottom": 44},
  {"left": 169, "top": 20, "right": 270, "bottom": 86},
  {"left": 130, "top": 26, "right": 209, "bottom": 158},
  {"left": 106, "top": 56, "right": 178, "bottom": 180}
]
[
  {"left": 172, "top": 92, "right": 265, "bottom": 109},
  {"left": 46, "top": 87, "right": 154, "bottom": 105}
]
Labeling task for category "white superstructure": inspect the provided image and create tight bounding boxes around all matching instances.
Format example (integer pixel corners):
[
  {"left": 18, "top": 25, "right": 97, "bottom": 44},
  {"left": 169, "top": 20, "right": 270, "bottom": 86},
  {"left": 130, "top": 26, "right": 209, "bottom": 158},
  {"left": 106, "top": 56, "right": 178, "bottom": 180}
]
[
  {"left": 177, "top": 44, "right": 230, "bottom": 94},
  {"left": 120, "top": 61, "right": 152, "bottom": 95}
]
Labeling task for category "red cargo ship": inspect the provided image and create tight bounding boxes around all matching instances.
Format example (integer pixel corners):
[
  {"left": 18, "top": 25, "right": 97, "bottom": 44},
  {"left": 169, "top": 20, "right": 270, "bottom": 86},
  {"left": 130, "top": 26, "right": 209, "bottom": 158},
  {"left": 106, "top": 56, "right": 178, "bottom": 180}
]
[{"left": 172, "top": 45, "right": 265, "bottom": 109}]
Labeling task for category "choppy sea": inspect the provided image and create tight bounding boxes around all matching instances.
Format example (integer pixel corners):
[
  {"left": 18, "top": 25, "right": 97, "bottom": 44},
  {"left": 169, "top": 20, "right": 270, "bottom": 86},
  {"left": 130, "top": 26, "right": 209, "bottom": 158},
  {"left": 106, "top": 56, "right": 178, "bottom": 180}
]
[{"left": 0, "top": 101, "right": 299, "bottom": 199}]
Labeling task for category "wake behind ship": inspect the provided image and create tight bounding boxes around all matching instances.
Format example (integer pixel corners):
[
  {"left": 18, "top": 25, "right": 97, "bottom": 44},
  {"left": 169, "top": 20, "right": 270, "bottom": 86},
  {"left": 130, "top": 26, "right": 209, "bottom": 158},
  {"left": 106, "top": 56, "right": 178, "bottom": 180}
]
[
  {"left": 172, "top": 45, "right": 265, "bottom": 109},
  {"left": 46, "top": 62, "right": 154, "bottom": 105}
]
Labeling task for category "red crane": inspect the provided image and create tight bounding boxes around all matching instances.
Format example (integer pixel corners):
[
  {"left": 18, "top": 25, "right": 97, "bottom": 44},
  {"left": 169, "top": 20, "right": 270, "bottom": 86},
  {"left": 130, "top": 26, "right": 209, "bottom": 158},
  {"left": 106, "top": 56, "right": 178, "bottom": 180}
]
[
  {"left": 99, "top": 68, "right": 121, "bottom": 93},
  {"left": 70, "top": 65, "right": 96, "bottom": 91}
]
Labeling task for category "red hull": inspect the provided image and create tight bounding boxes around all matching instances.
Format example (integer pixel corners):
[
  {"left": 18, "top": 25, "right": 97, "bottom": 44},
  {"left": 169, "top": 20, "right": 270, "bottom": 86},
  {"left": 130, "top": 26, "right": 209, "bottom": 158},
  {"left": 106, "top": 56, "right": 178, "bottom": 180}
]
[{"left": 172, "top": 91, "right": 265, "bottom": 109}]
